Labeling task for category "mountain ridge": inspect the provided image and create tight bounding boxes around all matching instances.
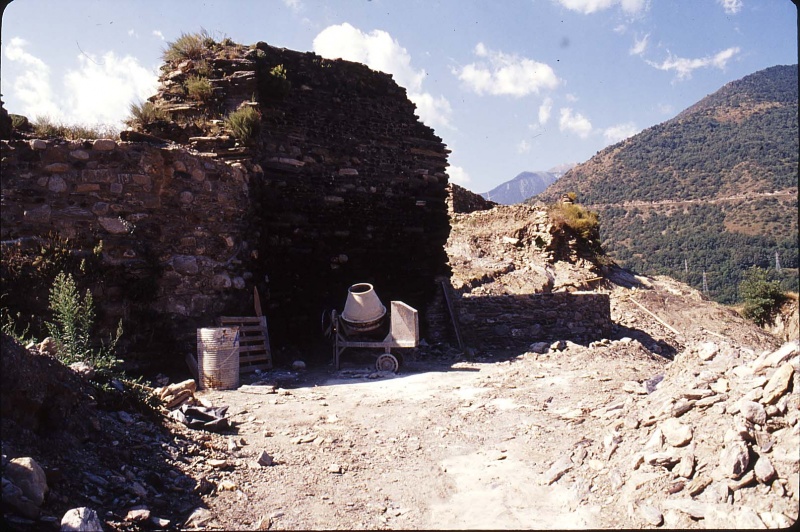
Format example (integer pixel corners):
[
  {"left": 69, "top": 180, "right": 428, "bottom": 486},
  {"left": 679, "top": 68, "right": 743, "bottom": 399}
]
[
  {"left": 533, "top": 64, "right": 798, "bottom": 304},
  {"left": 480, "top": 163, "right": 575, "bottom": 204}
]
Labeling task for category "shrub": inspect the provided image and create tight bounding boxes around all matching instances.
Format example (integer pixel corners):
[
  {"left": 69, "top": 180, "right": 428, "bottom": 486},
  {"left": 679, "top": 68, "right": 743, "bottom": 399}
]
[
  {"left": 1, "top": 302, "right": 34, "bottom": 345},
  {"left": 224, "top": 105, "right": 261, "bottom": 145},
  {"left": 32, "top": 116, "right": 118, "bottom": 140},
  {"left": 194, "top": 59, "right": 213, "bottom": 78},
  {"left": 185, "top": 75, "right": 214, "bottom": 102},
  {"left": 162, "top": 29, "right": 212, "bottom": 62},
  {"left": 739, "top": 266, "right": 786, "bottom": 326},
  {"left": 126, "top": 101, "right": 164, "bottom": 127},
  {"left": 10, "top": 114, "right": 31, "bottom": 131},
  {"left": 548, "top": 201, "right": 600, "bottom": 243},
  {"left": 46, "top": 272, "right": 121, "bottom": 368},
  {"left": 257, "top": 63, "right": 291, "bottom": 99}
]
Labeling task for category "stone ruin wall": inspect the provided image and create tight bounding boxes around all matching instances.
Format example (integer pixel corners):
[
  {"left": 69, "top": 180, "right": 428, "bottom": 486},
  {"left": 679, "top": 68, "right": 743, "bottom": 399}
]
[
  {"left": 1, "top": 40, "right": 452, "bottom": 365},
  {"left": 457, "top": 292, "right": 611, "bottom": 351},
  {"left": 0, "top": 138, "right": 255, "bottom": 359}
]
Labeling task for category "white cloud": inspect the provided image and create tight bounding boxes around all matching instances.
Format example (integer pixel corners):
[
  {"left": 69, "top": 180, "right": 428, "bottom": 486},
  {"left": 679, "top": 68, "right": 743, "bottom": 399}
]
[
  {"left": 454, "top": 42, "right": 559, "bottom": 97},
  {"left": 718, "top": 0, "right": 743, "bottom": 14},
  {"left": 630, "top": 33, "right": 649, "bottom": 56},
  {"left": 313, "top": 23, "right": 424, "bottom": 91},
  {"left": 63, "top": 51, "right": 159, "bottom": 125},
  {"left": 565, "top": 93, "right": 578, "bottom": 102},
  {"left": 152, "top": 30, "right": 165, "bottom": 40},
  {"left": 4, "top": 37, "right": 61, "bottom": 118},
  {"left": 448, "top": 165, "right": 471, "bottom": 186},
  {"left": 4, "top": 37, "right": 158, "bottom": 126},
  {"left": 646, "top": 46, "right": 740, "bottom": 80},
  {"left": 603, "top": 122, "right": 638, "bottom": 143},
  {"left": 559, "top": 107, "right": 592, "bottom": 138},
  {"left": 517, "top": 139, "right": 532, "bottom": 154},
  {"left": 408, "top": 91, "right": 454, "bottom": 130},
  {"left": 557, "top": 0, "right": 647, "bottom": 15},
  {"left": 312, "top": 23, "right": 452, "bottom": 129},
  {"left": 538, "top": 97, "right": 553, "bottom": 125},
  {"left": 128, "top": 29, "right": 138, "bottom": 37},
  {"left": 283, "top": 0, "right": 302, "bottom": 12}
]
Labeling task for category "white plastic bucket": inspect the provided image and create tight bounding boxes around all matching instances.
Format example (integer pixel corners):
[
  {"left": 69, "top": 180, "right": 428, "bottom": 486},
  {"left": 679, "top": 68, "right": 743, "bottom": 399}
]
[{"left": 197, "top": 327, "right": 240, "bottom": 390}]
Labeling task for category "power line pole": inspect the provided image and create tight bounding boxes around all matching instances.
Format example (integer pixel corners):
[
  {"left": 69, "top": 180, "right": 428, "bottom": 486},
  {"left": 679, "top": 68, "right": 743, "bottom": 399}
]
[
  {"left": 702, "top": 270, "right": 709, "bottom": 296},
  {"left": 684, "top": 258, "right": 688, "bottom": 273},
  {"left": 775, "top": 251, "right": 782, "bottom": 272}
]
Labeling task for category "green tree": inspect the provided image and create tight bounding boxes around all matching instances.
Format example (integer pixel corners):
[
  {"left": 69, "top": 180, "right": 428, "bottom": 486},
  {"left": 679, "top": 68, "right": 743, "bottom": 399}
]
[{"left": 738, "top": 266, "right": 786, "bottom": 326}]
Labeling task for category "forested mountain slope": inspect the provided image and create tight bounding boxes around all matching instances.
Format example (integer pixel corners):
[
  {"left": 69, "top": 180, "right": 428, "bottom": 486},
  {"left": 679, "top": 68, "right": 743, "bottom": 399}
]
[{"left": 535, "top": 64, "right": 798, "bottom": 303}]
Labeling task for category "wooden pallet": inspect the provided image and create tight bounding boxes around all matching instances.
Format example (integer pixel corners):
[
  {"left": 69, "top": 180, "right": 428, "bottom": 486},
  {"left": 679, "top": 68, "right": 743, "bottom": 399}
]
[{"left": 217, "top": 316, "right": 272, "bottom": 373}]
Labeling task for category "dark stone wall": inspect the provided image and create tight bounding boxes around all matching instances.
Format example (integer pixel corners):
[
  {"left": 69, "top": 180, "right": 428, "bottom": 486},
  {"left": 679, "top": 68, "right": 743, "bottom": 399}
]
[
  {"left": 456, "top": 292, "right": 611, "bottom": 350},
  {"left": 245, "top": 45, "right": 451, "bottom": 347}
]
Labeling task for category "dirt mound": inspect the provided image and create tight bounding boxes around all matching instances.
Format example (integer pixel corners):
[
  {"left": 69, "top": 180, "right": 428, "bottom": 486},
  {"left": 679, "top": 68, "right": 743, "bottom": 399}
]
[
  {"left": 1, "top": 335, "right": 204, "bottom": 530},
  {"left": 0, "top": 334, "right": 93, "bottom": 438}
]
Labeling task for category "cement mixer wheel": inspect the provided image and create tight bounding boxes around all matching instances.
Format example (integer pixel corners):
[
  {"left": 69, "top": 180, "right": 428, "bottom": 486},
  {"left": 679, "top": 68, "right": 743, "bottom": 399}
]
[{"left": 375, "top": 353, "right": 399, "bottom": 373}]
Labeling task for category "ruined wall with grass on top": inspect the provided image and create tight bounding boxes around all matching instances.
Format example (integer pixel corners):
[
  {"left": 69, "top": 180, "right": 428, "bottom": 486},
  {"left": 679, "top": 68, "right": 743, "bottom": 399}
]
[
  {"left": 136, "top": 39, "right": 453, "bottom": 350},
  {"left": 0, "top": 137, "right": 256, "bottom": 362},
  {"left": 1, "top": 37, "right": 453, "bottom": 365}
]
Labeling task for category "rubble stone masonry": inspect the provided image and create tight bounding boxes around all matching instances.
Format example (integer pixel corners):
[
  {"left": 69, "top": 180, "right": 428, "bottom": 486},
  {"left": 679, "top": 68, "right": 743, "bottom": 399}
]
[{"left": 457, "top": 291, "right": 612, "bottom": 350}]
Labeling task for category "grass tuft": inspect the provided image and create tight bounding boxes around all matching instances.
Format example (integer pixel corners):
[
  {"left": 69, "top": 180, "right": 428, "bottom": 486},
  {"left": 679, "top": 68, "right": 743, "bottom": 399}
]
[
  {"left": 224, "top": 105, "right": 261, "bottom": 145},
  {"left": 32, "top": 116, "right": 118, "bottom": 140},
  {"left": 162, "top": 29, "right": 213, "bottom": 63}
]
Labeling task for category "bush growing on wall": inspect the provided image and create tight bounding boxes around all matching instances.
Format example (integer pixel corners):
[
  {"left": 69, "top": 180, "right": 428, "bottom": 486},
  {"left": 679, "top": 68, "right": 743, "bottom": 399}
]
[
  {"left": 548, "top": 199, "right": 601, "bottom": 244},
  {"left": 162, "top": 29, "right": 213, "bottom": 62},
  {"left": 126, "top": 101, "right": 165, "bottom": 128},
  {"left": 224, "top": 105, "right": 261, "bottom": 145},
  {"left": 32, "top": 116, "right": 117, "bottom": 140},
  {"left": 185, "top": 75, "right": 214, "bottom": 102}
]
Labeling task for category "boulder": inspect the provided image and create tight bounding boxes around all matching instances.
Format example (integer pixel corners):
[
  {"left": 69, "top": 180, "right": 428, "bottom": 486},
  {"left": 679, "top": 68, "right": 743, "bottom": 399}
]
[
  {"left": 660, "top": 418, "right": 693, "bottom": 447},
  {"left": 738, "top": 400, "right": 767, "bottom": 425},
  {"left": 718, "top": 441, "right": 749, "bottom": 479},
  {"left": 2, "top": 477, "right": 41, "bottom": 519},
  {"left": 753, "top": 456, "right": 777, "bottom": 483},
  {"left": 60, "top": 507, "right": 104, "bottom": 531},
  {"left": 761, "top": 363, "right": 794, "bottom": 405},
  {"left": 4, "top": 457, "right": 48, "bottom": 506},
  {"left": 528, "top": 342, "right": 549, "bottom": 354}
]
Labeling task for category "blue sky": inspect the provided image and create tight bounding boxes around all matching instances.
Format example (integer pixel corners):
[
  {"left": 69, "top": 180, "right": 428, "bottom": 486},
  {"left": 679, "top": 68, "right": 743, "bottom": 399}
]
[{"left": 1, "top": 0, "right": 796, "bottom": 193}]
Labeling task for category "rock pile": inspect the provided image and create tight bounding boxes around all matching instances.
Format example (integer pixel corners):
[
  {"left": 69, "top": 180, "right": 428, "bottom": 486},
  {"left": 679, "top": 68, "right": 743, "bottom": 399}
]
[{"left": 545, "top": 338, "right": 799, "bottom": 528}]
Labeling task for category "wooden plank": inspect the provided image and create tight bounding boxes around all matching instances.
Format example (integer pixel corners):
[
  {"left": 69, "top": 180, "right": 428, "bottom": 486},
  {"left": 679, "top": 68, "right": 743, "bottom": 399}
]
[
  {"left": 254, "top": 286, "right": 263, "bottom": 317},
  {"left": 440, "top": 280, "right": 465, "bottom": 351},
  {"left": 216, "top": 315, "right": 272, "bottom": 370},
  {"left": 219, "top": 316, "right": 264, "bottom": 324},
  {"left": 240, "top": 355, "right": 270, "bottom": 363},
  {"left": 234, "top": 325, "right": 268, "bottom": 333},
  {"left": 239, "top": 345, "right": 269, "bottom": 353},
  {"left": 239, "top": 335, "right": 267, "bottom": 343},
  {"left": 185, "top": 353, "right": 199, "bottom": 382}
]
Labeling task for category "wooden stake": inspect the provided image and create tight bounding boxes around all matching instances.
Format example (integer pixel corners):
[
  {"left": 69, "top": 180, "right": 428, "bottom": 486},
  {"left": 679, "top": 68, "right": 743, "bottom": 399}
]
[{"left": 629, "top": 297, "right": 682, "bottom": 337}]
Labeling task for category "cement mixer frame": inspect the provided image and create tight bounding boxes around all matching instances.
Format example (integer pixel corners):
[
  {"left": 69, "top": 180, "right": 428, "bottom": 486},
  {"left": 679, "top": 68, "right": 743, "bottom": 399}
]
[{"left": 325, "top": 301, "right": 419, "bottom": 371}]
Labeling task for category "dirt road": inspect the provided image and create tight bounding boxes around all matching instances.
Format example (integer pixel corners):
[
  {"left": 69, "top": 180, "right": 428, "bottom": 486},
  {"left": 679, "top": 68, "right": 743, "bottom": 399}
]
[{"left": 194, "top": 341, "right": 669, "bottom": 530}]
